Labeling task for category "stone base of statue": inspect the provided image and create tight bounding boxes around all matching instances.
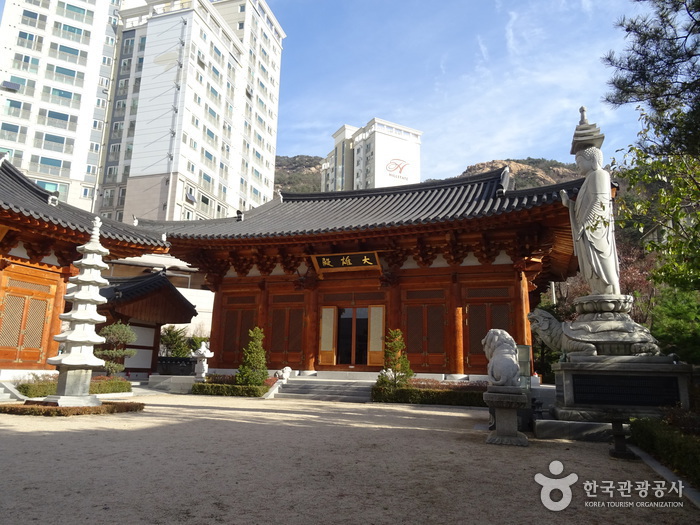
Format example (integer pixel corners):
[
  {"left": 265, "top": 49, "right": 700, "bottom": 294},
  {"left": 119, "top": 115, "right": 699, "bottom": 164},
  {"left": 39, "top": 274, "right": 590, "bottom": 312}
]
[
  {"left": 41, "top": 394, "right": 102, "bottom": 407},
  {"left": 483, "top": 386, "right": 529, "bottom": 446},
  {"left": 565, "top": 295, "right": 661, "bottom": 356},
  {"left": 42, "top": 365, "right": 103, "bottom": 407},
  {"left": 551, "top": 355, "right": 692, "bottom": 421}
]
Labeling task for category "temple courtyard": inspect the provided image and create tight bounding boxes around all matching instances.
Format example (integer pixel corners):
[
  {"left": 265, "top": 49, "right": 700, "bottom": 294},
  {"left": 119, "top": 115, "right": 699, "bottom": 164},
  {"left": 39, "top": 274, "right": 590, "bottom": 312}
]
[{"left": 0, "top": 393, "right": 696, "bottom": 524}]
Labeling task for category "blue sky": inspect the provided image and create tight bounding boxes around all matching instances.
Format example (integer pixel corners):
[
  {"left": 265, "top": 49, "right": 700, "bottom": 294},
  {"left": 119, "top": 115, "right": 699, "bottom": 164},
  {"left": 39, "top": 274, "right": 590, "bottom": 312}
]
[
  {"left": 267, "top": 0, "right": 648, "bottom": 180},
  {"left": 0, "top": 0, "right": 647, "bottom": 180}
]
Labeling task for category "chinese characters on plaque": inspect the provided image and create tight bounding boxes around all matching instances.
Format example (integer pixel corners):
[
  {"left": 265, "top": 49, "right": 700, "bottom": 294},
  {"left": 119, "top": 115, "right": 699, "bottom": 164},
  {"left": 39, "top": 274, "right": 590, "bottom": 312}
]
[{"left": 311, "top": 252, "right": 381, "bottom": 278}]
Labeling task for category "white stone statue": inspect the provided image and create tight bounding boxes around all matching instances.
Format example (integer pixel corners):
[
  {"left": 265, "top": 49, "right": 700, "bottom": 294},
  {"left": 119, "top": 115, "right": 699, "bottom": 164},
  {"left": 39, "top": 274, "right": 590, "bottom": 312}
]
[
  {"left": 482, "top": 329, "right": 521, "bottom": 387},
  {"left": 561, "top": 108, "right": 621, "bottom": 296},
  {"left": 193, "top": 342, "right": 214, "bottom": 382}
]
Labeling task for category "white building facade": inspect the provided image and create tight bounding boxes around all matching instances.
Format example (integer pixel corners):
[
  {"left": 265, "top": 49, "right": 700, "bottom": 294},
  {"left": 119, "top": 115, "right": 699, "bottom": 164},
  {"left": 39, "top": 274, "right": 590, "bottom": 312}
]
[
  {"left": 322, "top": 118, "right": 422, "bottom": 192},
  {"left": 0, "top": 0, "right": 283, "bottom": 221},
  {"left": 104, "top": 0, "right": 284, "bottom": 222},
  {"left": 0, "top": 0, "right": 122, "bottom": 211}
]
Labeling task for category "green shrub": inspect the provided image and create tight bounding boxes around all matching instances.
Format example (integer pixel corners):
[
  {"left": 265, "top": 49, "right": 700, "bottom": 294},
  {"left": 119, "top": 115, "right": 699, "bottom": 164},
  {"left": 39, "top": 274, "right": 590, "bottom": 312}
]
[
  {"left": 160, "top": 325, "right": 191, "bottom": 358},
  {"left": 371, "top": 386, "right": 488, "bottom": 407},
  {"left": 376, "top": 328, "right": 414, "bottom": 390},
  {"left": 630, "top": 417, "right": 700, "bottom": 488},
  {"left": 16, "top": 376, "right": 132, "bottom": 397},
  {"left": 0, "top": 401, "right": 144, "bottom": 417},
  {"left": 236, "top": 327, "right": 268, "bottom": 386},
  {"left": 191, "top": 382, "right": 269, "bottom": 397},
  {"left": 95, "top": 321, "right": 138, "bottom": 375}
]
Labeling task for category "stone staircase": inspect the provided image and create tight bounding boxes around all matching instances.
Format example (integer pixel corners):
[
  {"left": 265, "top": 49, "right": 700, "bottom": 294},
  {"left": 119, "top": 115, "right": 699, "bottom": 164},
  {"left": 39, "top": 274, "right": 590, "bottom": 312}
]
[
  {"left": 0, "top": 382, "right": 25, "bottom": 403},
  {"left": 273, "top": 377, "right": 373, "bottom": 403}
]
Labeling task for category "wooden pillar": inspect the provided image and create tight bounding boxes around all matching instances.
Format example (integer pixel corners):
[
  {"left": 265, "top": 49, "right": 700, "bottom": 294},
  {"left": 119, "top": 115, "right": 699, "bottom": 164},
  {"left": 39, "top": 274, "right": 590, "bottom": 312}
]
[
  {"left": 515, "top": 270, "right": 534, "bottom": 374},
  {"left": 303, "top": 287, "right": 318, "bottom": 371},
  {"left": 450, "top": 277, "right": 464, "bottom": 375},
  {"left": 209, "top": 288, "right": 225, "bottom": 368},
  {"left": 258, "top": 280, "right": 269, "bottom": 336},
  {"left": 388, "top": 284, "right": 401, "bottom": 331}
]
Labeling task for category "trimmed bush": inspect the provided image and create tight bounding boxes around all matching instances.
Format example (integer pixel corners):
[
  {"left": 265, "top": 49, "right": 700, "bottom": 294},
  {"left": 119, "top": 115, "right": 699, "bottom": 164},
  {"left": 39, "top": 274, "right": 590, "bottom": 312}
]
[
  {"left": 236, "top": 327, "right": 268, "bottom": 386},
  {"left": 372, "top": 386, "right": 488, "bottom": 407},
  {"left": 0, "top": 401, "right": 144, "bottom": 417},
  {"left": 191, "top": 382, "right": 269, "bottom": 397},
  {"left": 16, "top": 376, "right": 132, "bottom": 398},
  {"left": 630, "top": 417, "right": 700, "bottom": 489}
]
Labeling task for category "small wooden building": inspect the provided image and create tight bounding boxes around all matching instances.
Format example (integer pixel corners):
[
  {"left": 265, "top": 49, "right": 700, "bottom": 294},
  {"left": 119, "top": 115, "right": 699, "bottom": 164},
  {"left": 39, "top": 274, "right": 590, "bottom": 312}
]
[
  {"left": 0, "top": 159, "right": 170, "bottom": 377},
  {"left": 148, "top": 168, "right": 582, "bottom": 376},
  {"left": 99, "top": 271, "right": 198, "bottom": 375}
]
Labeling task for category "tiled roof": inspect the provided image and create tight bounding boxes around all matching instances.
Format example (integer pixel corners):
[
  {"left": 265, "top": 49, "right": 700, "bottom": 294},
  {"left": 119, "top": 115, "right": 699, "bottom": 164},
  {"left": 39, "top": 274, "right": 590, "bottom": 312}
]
[
  {"left": 0, "top": 158, "right": 168, "bottom": 248},
  {"left": 139, "top": 167, "right": 583, "bottom": 241}
]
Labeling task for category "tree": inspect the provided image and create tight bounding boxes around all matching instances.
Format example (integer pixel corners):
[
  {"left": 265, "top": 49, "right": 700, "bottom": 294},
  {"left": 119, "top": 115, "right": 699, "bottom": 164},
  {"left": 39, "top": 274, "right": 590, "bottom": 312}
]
[
  {"left": 650, "top": 287, "right": 700, "bottom": 363},
  {"left": 613, "top": 116, "right": 700, "bottom": 289},
  {"left": 95, "top": 321, "right": 137, "bottom": 376},
  {"left": 376, "top": 328, "right": 414, "bottom": 390},
  {"left": 604, "top": 0, "right": 700, "bottom": 289},
  {"left": 160, "top": 325, "right": 191, "bottom": 357},
  {"left": 236, "top": 327, "right": 268, "bottom": 386},
  {"left": 603, "top": 0, "right": 700, "bottom": 154}
]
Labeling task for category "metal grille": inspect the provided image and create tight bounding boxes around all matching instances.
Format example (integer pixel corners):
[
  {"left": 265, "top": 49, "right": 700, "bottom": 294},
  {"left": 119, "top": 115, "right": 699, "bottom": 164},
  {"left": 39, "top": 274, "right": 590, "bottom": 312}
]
[
  {"left": 0, "top": 295, "right": 25, "bottom": 347},
  {"left": 23, "top": 298, "right": 47, "bottom": 349},
  {"left": 7, "top": 278, "right": 51, "bottom": 293}
]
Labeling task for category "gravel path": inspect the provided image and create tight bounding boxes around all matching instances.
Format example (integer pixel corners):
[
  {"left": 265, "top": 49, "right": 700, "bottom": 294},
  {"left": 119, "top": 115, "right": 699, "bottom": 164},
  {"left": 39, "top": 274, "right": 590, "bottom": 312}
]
[{"left": 0, "top": 394, "right": 696, "bottom": 524}]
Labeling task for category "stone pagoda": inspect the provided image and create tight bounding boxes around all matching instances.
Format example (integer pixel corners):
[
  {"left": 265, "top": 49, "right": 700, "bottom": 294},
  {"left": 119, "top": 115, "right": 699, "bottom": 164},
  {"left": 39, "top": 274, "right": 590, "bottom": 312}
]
[{"left": 45, "top": 217, "right": 109, "bottom": 406}]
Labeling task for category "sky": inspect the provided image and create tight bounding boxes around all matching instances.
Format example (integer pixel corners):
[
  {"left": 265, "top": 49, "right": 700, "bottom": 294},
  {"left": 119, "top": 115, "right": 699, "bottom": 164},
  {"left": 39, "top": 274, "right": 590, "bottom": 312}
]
[
  {"left": 265, "top": 0, "right": 649, "bottom": 180},
  {"left": 0, "top": 0, "right": 648, "bottom": 181}
]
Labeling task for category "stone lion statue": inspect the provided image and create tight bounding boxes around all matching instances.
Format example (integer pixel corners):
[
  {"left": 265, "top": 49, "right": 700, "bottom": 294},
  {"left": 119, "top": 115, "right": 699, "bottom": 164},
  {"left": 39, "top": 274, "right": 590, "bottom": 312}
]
[{"left": 482, "top": 329, "right": 521, "bottom": 387}]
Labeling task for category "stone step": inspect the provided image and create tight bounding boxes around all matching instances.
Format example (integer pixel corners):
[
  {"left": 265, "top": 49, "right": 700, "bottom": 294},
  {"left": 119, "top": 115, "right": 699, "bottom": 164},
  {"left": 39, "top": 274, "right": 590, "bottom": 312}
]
[
  {"left": 273, "top": 378, "right": 373, "bottom": 403},
  {"left": 274, "top": 392, "right": 370, "bottom": 403}
]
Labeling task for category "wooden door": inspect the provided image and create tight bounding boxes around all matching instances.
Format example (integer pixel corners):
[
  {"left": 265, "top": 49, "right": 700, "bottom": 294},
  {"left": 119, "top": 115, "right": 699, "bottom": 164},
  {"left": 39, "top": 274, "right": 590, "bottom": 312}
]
[{"left": 464, "top": 302, "right": 513, "bottom": 373}]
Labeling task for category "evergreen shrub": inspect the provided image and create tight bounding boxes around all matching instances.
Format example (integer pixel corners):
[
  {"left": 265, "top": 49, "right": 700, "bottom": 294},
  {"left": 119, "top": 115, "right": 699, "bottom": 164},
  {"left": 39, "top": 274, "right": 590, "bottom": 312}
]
[
  {"left": 371, "top": 386, "right": 488, "bottom": 407},
  {"left": 630, "top": 417, "right": 700, "bottom": 488},
  {"left": 0, "top": 401, "right": 144, "bottom": 417},
  {"left": 16, "top": 375, "right": 132, "bottom": 397},
  {"left": 191, "top": 383, "right": 269, "bottom": 397}
]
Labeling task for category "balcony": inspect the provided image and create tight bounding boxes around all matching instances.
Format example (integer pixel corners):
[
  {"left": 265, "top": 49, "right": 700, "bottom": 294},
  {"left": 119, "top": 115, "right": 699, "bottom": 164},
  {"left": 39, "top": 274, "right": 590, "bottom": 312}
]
[
  {"left": 37, "top": 114, "right": 76, "bottom": 131},
  {"left": 48, "top": 48, "right": 87, "bottom": 66},
  {"left": 0, "top": 130, "right": 27, "bottom": 143},
  {"left": 29, "top": 162, "right": 69, "bottom": 178},
  {"left": 4, "top": 106, "right": 31, "bottom": 119},
  {"left": 21, "top": 15, "right": 46, "bottom": 30},
  {"left": 52, "top": 28, "right": 90, "bottom": 45},
  {"left": 45, "top": 70, "right": 84, "bottom": 87},
  {"left": 56, "top": 6, "right": 93, "bottom": 25},
  {"left": 17, "top": 37, "right": 43, "bottom": 52},
  {"left": 12, "top": 59, "right": 38, "bottom": 74}
]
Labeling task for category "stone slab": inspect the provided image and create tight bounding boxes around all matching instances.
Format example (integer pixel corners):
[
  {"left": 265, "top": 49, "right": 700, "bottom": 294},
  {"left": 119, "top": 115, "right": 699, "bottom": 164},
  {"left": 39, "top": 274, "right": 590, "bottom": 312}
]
[{"left": 534, "top": 419, "right": 629, "bottom": 442}]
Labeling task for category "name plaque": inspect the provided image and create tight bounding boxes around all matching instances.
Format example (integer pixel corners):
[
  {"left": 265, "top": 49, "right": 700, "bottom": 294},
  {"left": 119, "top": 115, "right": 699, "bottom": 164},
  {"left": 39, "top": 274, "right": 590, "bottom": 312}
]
[
  {"left": 311, "top": 251, "right": 381, "bottom": 278},
  {"left": 572, "top": 374, "right": 680, "bottom": 406}
]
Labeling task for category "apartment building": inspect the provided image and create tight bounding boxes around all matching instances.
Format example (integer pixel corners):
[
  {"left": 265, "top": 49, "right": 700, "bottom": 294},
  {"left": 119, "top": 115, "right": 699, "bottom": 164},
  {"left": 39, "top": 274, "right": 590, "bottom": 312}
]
[
  {"left": 0, "top": 0, "right": 122, "bottom": 211},
  {"left": 97, "top": 0, "right": 283, "bottom": 222},
  {"left": 0, "top": 0, "right": 284, "bottom": 221},
  {"left": 322, "top": 118, "right": 422, "bottom": 192}
]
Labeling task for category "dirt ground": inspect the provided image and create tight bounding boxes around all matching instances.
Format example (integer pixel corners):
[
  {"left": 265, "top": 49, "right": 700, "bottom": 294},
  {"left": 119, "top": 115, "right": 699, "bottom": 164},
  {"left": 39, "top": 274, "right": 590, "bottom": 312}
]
[{"left": 0, "top": 393, "right": 696, "bottom": 524}]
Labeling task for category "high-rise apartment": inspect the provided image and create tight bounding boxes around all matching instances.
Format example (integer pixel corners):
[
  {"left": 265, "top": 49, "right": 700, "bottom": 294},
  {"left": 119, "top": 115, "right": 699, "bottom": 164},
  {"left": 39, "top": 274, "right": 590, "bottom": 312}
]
[
  {"left": 0, "top": 0, "right": 284, "bottom": 221},
  {"left": 322, "top": 118, "right": 422, "bottom": 192},
  {"left": 107, "top": 0, "right": 284, "bottom": 222},
  {"left": 0, "top": 0, "right": 122, "bottom": 211}
]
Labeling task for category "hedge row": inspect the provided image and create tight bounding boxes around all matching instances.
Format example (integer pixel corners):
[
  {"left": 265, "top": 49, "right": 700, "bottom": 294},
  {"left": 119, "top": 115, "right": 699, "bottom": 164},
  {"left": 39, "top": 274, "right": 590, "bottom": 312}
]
[
  {"left": 191, "top": 382, "right": 269, "bottom": 397},
  {"left": 0, "top": 401, "right": 145, "bottom": 417},
  {"left": 630, "top": 418, "right": 700, "bottom": 489},
  {"left": 371, "top": 386, "right": 488, "bottom": 407},
  {"left": 16, "top": 378, "right": 132, "bottom": 398}
]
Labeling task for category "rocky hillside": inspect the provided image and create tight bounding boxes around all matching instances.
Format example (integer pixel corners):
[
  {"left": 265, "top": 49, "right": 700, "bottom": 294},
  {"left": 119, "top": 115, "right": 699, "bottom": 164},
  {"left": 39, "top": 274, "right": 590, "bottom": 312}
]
[
  {"left": 274, "top": 155, "right": 579, "bottom": 194},
  {"left": 274, "top": 155, "right": 323, "bottom": 193},
  {"left": 459, "top": 158, "right": 578, "bottom": 189}
]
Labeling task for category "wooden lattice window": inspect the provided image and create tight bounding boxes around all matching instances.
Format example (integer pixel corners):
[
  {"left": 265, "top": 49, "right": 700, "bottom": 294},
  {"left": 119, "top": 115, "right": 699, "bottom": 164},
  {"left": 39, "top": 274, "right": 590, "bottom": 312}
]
[{"left": 0, "top": 271, "right": 56, "bottom": 364}]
